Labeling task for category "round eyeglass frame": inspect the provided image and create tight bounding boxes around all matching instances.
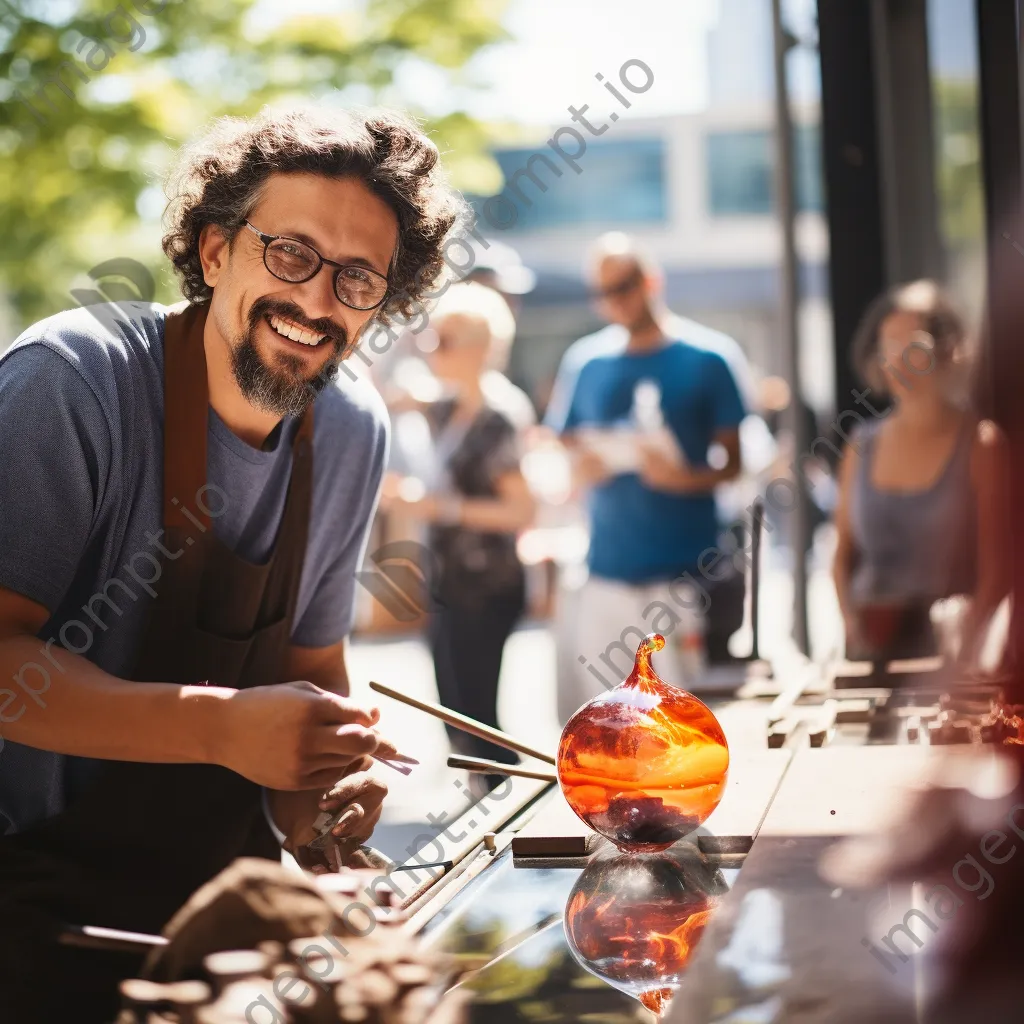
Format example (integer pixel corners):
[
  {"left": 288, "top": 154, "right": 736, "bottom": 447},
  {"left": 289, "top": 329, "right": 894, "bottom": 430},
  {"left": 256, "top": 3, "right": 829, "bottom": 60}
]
[{"left": 243, "top": 221, "right": 390, "bottom": 311}]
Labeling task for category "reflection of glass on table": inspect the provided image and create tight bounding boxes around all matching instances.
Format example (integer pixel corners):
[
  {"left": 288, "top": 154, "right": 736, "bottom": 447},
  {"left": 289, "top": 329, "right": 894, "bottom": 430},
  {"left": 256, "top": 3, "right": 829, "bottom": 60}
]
[
  {"left": 564, "top": 844, "right": 729, "bottom": 1017},
  {"left": 423, "top": 844, "right": 738, "bottom": 1022}
]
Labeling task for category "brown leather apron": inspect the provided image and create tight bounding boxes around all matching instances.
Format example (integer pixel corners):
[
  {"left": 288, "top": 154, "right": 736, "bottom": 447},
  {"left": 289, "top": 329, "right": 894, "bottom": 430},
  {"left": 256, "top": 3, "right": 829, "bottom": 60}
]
[{"left": 0, "top": 302, "right": 314, "bottom": 1022}]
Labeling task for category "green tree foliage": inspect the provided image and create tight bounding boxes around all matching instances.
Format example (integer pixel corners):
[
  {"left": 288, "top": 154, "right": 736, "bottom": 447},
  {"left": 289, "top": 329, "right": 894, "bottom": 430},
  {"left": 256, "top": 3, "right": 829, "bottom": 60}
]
[
  {"left": 932, "top": 77, "right": 984, "bottom": 250},
  {"left": 0, "top": 0, "right": 509, "bottom": 329}
]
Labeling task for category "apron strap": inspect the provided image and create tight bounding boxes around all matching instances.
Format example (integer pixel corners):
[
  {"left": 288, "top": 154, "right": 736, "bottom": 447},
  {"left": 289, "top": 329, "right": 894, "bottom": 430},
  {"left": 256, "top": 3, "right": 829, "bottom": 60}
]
[{"left": 163, "top": 302, "right": 212, "bottom": 531}]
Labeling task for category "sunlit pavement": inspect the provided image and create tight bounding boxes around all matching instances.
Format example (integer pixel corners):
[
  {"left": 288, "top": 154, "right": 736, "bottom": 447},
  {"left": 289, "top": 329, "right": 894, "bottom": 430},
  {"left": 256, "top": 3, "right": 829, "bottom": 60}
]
[{"left": 347, "top": 549, "right": 843, "bottom": 863}]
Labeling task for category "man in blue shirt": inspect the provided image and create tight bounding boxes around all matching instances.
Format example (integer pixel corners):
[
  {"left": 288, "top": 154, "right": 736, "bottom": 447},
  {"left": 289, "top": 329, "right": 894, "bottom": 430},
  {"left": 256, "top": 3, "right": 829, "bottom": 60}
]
[{"left": 547, "top": 234, "right": 746, "bottom": 718}]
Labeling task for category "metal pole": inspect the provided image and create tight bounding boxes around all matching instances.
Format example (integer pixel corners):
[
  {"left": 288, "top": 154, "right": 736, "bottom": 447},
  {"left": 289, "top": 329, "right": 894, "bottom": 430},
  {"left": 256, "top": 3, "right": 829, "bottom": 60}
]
[
  {"left": 750, "top": 497, "right": 764, "bottom": 661},
  {"left": 771, "top": 0, "right": 811, "bottom": 654},
  {"left": 975, "top": 0, "right": 1024, "bottom": 688}
]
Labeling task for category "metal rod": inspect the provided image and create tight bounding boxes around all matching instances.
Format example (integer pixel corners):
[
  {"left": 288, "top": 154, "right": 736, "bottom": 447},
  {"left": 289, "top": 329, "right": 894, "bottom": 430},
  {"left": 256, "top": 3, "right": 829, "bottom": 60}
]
[
  {"left": 369, "top": 681, "right": 557, "bottom": 765},
  {"left": 771, "top": 0, "right": 811, "bottom": 654},
  {"left": 390, "top": 861, "right": 453, "bottom": 873},
  {"left": 58, "top": 923, "right": 168, "bottom": 954},
  {"left": 750, "top": 496, "right": 764, "bottom": 661},
  {"left": 370, "top": 752, "right": 413, "bottom": 776},
  {"left": 447, "top": 755, "right": 557, "bottom": 783}
]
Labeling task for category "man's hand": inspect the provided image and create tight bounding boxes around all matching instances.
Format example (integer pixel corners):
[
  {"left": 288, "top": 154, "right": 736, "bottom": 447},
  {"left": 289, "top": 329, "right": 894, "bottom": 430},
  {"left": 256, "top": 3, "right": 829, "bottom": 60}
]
[
  {"left": 216, "top": 681, "right": 400, "bottom": 791},
  {"left": 572, "top": 448, "right": 613, "bottom": 489},
  {"left": 639, "top": 427, "right": 740, "bottom": 495},
  {"left": 638, "top": 446, "right": 702, "bottom": 494},
  {"left": 273, "top": 764, "right": 389, "bottom": 874}
]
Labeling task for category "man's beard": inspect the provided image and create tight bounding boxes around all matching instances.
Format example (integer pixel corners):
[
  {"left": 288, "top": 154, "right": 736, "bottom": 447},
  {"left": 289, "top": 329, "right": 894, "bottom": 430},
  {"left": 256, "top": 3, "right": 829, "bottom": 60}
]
[{"left": 231, "top": 297, "right": 348, "bottom": 416}]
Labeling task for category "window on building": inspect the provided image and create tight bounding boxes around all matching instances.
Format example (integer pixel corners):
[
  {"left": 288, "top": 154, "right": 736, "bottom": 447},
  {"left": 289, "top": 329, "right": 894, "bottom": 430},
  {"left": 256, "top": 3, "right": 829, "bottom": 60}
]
[
  {"left": 469, "top": 138, "right": 667, "bottom": 232},
  {"left": 706, "top": 125, "right": 823, "bottom": 216}
]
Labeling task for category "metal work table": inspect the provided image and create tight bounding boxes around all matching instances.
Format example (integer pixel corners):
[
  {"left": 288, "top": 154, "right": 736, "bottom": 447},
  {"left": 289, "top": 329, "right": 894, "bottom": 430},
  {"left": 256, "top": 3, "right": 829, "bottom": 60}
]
[{"left": 395, "top": 665, "right": 1017, "bottom": 1022}]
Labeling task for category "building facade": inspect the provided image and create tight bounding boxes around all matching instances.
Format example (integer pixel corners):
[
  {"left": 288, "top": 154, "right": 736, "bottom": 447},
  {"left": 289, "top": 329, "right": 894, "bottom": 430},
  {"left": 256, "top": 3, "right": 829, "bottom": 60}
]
[{"left": 473, "top": 104, "right": 833, "bottom": 417}]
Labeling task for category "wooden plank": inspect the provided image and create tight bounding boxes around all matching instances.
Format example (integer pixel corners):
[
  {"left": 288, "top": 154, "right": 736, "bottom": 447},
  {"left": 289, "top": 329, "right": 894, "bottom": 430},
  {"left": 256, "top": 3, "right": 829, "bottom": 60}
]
[
  {"left": 511, "top": 749, "right": 793, "bottom": 858},
  {"left": 509, "top": 790, "right": 597, "bottom": 857}
]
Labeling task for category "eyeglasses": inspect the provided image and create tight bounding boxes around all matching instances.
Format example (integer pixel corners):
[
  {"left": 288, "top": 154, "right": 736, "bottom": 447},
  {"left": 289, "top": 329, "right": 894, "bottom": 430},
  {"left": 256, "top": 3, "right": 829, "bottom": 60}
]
[
  {"left": 590, "top": 268, "right": 643, "bottom": 301},
  {"left": 243, "top": 221, "right": 390, "bottom": 311}
]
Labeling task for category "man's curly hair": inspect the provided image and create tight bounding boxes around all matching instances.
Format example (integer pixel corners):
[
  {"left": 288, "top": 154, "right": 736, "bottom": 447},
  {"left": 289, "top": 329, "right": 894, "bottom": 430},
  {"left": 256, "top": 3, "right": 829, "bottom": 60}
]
[{"left": 162, "top": 106, "right": 466, "bottom": 326}]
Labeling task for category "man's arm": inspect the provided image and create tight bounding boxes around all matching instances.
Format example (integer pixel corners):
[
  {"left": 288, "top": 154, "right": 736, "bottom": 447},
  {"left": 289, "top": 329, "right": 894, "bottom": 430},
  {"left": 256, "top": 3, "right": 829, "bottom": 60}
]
[
  {"left": 0, "top": 586, "right": 389, "bottom": 791},
  {"left": 0, "top": 587, "right": 224, "bottom": 764},
  {"left": 285, "top": 640, "right": 350, "bottom": 697}
]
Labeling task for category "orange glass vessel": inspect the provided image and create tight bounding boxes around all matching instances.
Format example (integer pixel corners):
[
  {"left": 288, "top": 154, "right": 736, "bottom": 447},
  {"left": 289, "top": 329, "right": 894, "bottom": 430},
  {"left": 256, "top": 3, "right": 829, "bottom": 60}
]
[{"left": 558, "top": 633, "right": 729, "bottom": 852}]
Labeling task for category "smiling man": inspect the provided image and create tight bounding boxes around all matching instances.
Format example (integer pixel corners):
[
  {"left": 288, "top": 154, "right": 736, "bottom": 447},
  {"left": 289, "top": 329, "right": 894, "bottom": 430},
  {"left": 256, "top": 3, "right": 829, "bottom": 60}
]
[{"left": 0, "top": 106, "right": 460, "bottom": 1021}]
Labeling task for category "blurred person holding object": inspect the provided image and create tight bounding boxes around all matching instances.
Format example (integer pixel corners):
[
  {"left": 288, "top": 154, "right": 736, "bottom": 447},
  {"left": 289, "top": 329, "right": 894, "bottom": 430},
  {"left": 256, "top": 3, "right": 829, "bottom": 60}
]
[
  {"left": 382, "top": 282, "right": 535, "bottom": 793},
  {"left": 545, "top": 233, "right": 746, "bottom": 717},
  {"left": 0, "top": 107, "right": 460, "bottom": 1021},
  {"left": 832, "top": 280, "right": 1010, "bottom": 667}
]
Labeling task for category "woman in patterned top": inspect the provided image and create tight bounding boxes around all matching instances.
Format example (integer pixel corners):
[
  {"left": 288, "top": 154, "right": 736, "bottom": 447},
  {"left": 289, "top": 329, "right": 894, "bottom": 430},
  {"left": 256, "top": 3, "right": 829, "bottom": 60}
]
[{"left": 382, "top": 282, "right": 536, "bottom": 791}]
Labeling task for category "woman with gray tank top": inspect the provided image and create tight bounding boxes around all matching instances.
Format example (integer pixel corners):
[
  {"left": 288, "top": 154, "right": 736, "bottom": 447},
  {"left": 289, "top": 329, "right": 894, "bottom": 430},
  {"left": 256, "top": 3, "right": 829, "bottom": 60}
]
[{"left": 833, "top": 280, "right": 1010, "bottom": 667}]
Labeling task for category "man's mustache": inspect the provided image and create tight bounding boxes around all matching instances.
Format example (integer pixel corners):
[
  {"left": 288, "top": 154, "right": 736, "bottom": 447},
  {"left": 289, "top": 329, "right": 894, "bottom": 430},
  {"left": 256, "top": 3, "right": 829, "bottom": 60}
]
[{"left": 247, "top": 297, "right": 348, "bottom": 349}]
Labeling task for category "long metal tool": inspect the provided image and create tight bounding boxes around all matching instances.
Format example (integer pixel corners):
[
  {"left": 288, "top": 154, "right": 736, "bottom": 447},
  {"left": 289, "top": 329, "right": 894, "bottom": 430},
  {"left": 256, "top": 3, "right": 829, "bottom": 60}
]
[
  {"left": 369, "top": 681, "right": 556, "bottom": 765},
  {"left": 58, "top": 924, "right": 167, "bottom": 954},
  {"left": 447, "top": 755, "right": 557, "bottom": 783}
]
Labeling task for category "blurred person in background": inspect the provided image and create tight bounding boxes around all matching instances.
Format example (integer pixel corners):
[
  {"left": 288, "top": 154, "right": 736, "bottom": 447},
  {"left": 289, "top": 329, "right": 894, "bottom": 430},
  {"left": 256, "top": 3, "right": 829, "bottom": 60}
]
[
  {"left": 545, "top": 234, "right": 755, "bottom": 428},
  {"left": 546, "top": 233, "right": 747, "bottom": 718},
  {"left": 833, "top": 280, "right": 1010, "bottom": 667},
  {"left": 462, "top": 236, "right": 537, "bottom": 321},
  {"left": 370, "top": 234, "right": 536, "bottom": 404},
  {"left": 382, "top": 282, "right": 535, "bottom": 794}
]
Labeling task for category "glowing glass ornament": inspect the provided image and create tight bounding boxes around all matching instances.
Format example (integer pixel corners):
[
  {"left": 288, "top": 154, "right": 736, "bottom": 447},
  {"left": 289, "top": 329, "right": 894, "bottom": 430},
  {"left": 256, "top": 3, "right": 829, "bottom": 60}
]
[{"left": 558, "top": 633, "right": 729, "bottom": 852}]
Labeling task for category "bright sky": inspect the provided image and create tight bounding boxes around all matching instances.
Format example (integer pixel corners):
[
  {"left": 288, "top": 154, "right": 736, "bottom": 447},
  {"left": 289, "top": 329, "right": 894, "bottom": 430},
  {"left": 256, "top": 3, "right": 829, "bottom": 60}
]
[
  {"left": 401, "top": 0, "right": 721, "bottom": 125},
  {"left": 250, "top": 0, "right": 723, "bottom": 126}
]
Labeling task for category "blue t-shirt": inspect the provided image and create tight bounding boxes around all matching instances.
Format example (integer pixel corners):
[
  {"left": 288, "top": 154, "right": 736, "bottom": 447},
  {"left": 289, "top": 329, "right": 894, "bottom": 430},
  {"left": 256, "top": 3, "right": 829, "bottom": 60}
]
[
  {"left": 0, "top": 302, "right": 389, "bottom": 834},
  {"left": 546, "top": 332, "right": 745, "bottom": 583}
]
